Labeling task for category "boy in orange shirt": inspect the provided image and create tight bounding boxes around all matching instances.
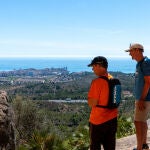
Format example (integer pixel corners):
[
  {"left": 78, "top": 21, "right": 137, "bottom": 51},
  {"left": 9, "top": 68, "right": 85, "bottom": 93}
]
[{"left": 88, "top": 56, "right": 118, "bottom": 150}]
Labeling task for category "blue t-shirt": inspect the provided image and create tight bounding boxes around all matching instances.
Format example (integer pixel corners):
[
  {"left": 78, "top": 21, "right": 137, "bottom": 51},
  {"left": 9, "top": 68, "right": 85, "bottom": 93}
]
[{"left": 135, "top": 57, "right": 150, "bottom": 101}]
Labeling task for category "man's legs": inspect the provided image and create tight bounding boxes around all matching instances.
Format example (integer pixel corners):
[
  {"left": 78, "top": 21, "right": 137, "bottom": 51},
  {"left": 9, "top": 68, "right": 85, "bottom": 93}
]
[
  {"left": 134, "top": 101, "right": 150, "bottom": 150},
  {"left": 134, "top": 121, "right": 148, "bottom": 150},
  {"left": 143, "top": 122, "right": 148, "bottom": 144}
]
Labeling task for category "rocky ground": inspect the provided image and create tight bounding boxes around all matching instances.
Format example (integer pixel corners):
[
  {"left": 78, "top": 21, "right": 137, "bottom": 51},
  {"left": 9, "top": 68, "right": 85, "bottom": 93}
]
[
  {"left": 116, "top": 130, "right": 150, "bottom": 150},
  {"left": 116, "top": 120, "right": 150, "bottom": 150},
  {"left": 89, "top": 130, "right": 150, "bottom": 150}
]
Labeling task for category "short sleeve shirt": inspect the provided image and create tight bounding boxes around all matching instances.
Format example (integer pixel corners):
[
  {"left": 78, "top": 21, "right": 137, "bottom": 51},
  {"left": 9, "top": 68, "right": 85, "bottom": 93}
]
[
  {"left": 88, "top": 75, "right": 118, "bottom": 125},
  {"left": 135, "top": 57, "right": 150, "bottom": 100}
]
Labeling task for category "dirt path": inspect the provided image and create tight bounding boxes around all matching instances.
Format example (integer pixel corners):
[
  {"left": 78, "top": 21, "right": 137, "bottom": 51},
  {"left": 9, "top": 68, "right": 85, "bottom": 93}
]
[{"left": 116, "top": 130, "right": 150, "bottom": 150}]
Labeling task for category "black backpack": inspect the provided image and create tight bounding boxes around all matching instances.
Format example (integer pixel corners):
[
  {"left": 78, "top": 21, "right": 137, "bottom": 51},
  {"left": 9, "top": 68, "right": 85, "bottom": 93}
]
[{"left": 96, "top": 76, "right": 121, "bottom": 109}]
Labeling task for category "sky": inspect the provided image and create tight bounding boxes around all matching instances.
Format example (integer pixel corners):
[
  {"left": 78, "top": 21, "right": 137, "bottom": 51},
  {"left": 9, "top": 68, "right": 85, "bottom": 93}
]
[{"left": 0, "top": 0, "right": 150, "bottom": 58}]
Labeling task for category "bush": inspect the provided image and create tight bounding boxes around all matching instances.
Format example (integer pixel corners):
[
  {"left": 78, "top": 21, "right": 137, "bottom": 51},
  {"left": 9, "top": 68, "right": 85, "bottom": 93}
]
[{"left": 117, "top": 116, "right": 135, "bottom": 138}]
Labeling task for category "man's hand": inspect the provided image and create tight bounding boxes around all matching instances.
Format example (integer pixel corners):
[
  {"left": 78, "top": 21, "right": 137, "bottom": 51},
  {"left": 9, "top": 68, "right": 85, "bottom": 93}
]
[{"left": 137, "top": 100, "right": 145, "bottom": 111}]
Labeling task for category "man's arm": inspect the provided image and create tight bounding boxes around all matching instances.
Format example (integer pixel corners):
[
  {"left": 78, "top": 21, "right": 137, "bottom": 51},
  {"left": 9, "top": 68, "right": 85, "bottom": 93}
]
[
  {"left": 140, "top": 76, "right": 150, "bottom": 100},
  {"left": 88, "top": 98, "right": 98, "bottom": 107},
  {"left": 138, "top": 76, "right": 150, "bottom": 110}
]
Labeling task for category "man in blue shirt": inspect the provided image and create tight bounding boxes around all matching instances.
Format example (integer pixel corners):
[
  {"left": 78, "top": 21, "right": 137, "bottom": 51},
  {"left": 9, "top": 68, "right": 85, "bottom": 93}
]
[{"left": 125, "top": 43, "right": 150, "bottom": 150}]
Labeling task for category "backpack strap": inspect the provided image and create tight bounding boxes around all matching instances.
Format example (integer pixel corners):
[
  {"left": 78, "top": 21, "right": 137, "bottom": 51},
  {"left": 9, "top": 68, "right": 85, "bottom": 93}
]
[
  {"left": 99, "top": 76, "right": 109, "bottom": 81},
  {"left": 96, "top": 76, "right": 110, "bottom": 108},
  {"left": 96, "top": 104, "right": 109, "bottom": 108}
]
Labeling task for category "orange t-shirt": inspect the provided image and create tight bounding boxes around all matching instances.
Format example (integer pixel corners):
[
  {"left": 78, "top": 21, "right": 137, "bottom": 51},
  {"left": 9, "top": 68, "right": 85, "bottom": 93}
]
[{"left": 88, "top": 74, "right": 118, "bottom": 125}]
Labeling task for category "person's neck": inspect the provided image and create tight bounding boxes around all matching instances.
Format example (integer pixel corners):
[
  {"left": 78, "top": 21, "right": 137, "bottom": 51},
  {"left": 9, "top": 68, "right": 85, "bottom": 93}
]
[
  {"left": 99, "top": 72, "right": 108, "bottom": 76},
  {"left": 136, "top": 55, "right": 144, "bottom": 62}
]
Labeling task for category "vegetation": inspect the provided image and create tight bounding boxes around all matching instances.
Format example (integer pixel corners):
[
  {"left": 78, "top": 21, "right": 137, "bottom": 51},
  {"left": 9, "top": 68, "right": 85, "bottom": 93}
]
[
  {"left": 0, "top": 70, "right": 137, "bottom": 149},
  {"left": 3, "top": 71, "right": 135, "bottom": 102},
  {"left": 11, "top": 96, "right": 135, "bottom": 149}
]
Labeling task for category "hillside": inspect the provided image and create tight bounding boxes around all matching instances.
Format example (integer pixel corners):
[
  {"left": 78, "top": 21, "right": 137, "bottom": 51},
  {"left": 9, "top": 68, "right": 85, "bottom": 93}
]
[
  {"left": 0, "top": 68, "right": 135, "bottom": 101},
  {"left": 0, "top": 68, "right": 137, "bottom": 149}
]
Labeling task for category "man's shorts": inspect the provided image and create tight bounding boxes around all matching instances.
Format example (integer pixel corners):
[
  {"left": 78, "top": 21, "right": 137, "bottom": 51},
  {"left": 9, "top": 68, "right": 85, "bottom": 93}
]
[{"left": 134, "top": 101, "right": 150, "bottom": 122}]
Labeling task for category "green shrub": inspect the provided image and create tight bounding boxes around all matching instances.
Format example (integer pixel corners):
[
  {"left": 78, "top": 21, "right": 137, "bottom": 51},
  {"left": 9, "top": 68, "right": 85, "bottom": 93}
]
[{"left": 117, "top": 116, "right": 135, "bottom": 138}]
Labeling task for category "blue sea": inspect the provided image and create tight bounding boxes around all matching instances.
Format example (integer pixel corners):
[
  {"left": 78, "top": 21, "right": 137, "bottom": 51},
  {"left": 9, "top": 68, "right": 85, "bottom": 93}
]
[{"left": 0, "top": 57, "right": 136, "bottom": 73}]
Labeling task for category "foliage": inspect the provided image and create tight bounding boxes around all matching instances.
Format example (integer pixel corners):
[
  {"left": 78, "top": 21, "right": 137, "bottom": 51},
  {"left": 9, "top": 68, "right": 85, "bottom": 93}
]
[
  {"left": 12, "top": 96, "right": 51, "bottom": 148},
  {"left": 17, "top": 131, "right": 65, "bottom": 150},
  {"left": 119, "top": 99, "right": 135, "bottom": 118},
  {"left": 7, "top": 71, "right": 135, "bottom": 100},
  {"left": 11, "top": 97, "right": 136, "bottom": 149},
  {"left": 0, "top": 70, "right": 140, "bottom": 149},
  {"left": 62, "top": 125, "right": 90, "bottom": 150},
  {"left": 117, "top": 116, "right": 135, "bottom": 138}
]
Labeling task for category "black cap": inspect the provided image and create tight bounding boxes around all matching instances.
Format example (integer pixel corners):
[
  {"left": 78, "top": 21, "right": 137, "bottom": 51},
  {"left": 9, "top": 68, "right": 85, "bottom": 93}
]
[{"left": 88, "top": 56, "right": 108, "bottom": 68}]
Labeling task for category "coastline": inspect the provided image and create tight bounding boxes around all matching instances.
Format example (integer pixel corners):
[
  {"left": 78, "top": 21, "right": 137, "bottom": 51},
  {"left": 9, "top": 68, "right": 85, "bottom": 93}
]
[{"left": 0, "top": 58, "right": 136, "bottom": 73}]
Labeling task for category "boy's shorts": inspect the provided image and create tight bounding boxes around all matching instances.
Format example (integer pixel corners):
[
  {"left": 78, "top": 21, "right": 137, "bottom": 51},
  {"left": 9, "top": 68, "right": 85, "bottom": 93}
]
[{"left": 134, "top": 101, "right": 150, "bottom": 122}]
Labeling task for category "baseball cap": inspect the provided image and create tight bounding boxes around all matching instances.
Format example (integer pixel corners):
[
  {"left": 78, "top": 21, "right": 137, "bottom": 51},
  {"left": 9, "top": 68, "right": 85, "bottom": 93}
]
[
  {"left": 88, "top": 56, "right": 108, "bottom": 68},
  {"left": 125, "top": 43, "right": 144, "bottom": 52}
]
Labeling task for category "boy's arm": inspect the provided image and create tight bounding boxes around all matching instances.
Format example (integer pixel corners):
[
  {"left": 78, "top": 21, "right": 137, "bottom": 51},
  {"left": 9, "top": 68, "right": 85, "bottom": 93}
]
[{"left": 88, "top": 98, "right": 98, "bottom": 107}]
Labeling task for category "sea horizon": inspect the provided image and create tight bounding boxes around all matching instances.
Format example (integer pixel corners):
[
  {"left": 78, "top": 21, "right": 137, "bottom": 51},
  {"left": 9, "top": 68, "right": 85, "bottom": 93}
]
[{"left": 0, "top": 57, "right": 136, "bottom": 73}]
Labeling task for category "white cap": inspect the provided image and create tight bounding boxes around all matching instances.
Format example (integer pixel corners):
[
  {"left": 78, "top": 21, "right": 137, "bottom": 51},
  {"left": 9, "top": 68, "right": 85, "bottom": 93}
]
[{"left": 125, "top": 43, "right": 144, "bottom": 52}]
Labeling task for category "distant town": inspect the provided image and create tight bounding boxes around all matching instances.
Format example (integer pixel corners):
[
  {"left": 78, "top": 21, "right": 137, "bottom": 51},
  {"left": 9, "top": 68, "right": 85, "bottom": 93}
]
[
  {"left": 0, "top": 67, "right": 134, "bottom": 100},
  {"left": 0, "top": 67, "right": 73, "bottom": 85}
]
